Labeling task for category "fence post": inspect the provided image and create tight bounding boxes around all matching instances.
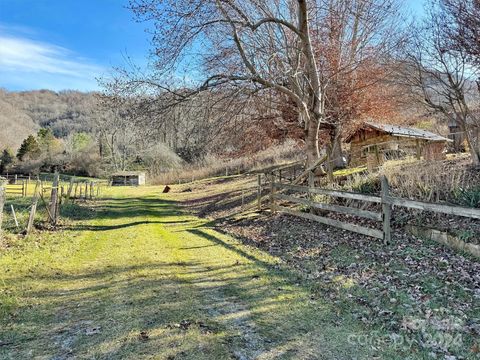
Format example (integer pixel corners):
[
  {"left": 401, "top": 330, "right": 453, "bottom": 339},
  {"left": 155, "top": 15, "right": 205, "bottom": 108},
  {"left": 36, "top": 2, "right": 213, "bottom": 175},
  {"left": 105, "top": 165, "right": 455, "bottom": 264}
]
[
  {"left": 66, "top": 177, "right": 74, "bottom": 202},
  {"left": 23, "top": 180, "right": 27, "bottom": 197},
  {"left": 257, "top": 174, "right": 262, "bottom": 211},
  {"left": 0, "top": 180, "right": 6, "bottom": 237},
  {"left": 381, "top": 176, "right": 392, "bottom": 244},
  {"left": 308, "top": 170, "right": 315, "bottom": 212},
  {"left": 60, "top": 186, "right": 65, "bottom": 204},
  {"left": 26, "top": 181, "right": 40, "bottom": 235},
  {"left": 326, "top": 147, "right": 334, "bottom": 183},
  {"left": 50, "top": 172, "right": 60, "bottom": 225},
  {"left": 269, "top": 172, "right": 275, "bottom": 213},
  {"left": 10, "top": 205, "right": 19, "bottom": 229}
]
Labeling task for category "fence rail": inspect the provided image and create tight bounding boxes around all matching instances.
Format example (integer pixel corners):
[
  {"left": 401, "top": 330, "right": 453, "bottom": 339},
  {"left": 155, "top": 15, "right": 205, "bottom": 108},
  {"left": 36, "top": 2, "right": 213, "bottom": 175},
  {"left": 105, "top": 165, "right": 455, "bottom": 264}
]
[
  {"left": 0, "top": 173, "right": 105, "bottom": 235},
  {"left": 268, "top": 174, "right": 480, "bottom": 243},
  {"left": 272, "top": 178, "right": 388, "bottom": 242},
  {"left": 273, "top": 193, "right": 382, "bottom": 221},
  {"left": 275, "top": 183, "right": 382, "bottom": 203},
  {"left": 385, "top": 196, "right": 480, "bottom": 219}
]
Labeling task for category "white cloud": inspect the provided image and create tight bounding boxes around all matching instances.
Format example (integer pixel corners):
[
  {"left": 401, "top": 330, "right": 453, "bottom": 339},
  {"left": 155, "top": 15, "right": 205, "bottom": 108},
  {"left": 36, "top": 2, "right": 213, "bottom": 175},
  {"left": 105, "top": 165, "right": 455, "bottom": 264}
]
[{"left": 0, "top": 32, "right": 105, "bottom": 91}]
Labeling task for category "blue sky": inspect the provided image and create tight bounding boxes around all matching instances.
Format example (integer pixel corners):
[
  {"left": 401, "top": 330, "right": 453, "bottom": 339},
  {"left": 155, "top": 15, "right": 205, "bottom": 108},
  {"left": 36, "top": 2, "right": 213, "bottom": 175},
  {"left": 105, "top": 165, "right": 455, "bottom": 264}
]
[
  {"left": 0, "top": 0, "right": 426, "bottom": 92},
  {"left": 0, "top": 0, "right": 151, "bottom": 91}
]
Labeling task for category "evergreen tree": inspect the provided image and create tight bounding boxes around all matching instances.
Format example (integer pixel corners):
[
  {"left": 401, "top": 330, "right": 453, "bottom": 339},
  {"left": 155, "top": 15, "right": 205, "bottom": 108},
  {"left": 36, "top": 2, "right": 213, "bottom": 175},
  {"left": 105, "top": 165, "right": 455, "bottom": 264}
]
[
  {"left": 0, "top": 148, "right": 15, "bottom": 173},
  {"left": 37, "top": 128, "right": 56, "bottom": 152},
  {"left": 17, "top": 135, "right": 40, "bottom": 161},
  {"left": 37, "top": 128, "right": 63, "bottom": 159}
]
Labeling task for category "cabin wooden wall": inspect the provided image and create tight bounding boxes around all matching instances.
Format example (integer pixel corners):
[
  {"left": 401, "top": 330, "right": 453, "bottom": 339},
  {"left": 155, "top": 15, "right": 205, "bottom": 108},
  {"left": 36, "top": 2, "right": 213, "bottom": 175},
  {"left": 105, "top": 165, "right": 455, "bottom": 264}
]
[
  {"left": 349, "top": 133, "right": 394, "bottom": 167},
  {"left": 423, "top": 142, "right": 447, "bottom": 161},
  {"left": 349, "top": 130, "right": 447, "bottom": 166}
]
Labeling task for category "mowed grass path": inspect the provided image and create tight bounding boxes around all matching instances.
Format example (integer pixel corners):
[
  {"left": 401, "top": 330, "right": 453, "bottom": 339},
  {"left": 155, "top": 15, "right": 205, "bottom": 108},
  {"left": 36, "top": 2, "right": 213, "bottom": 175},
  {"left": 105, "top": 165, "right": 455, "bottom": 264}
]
[{"left": 1, "top": 186, "right": 384, "bottom": 359}]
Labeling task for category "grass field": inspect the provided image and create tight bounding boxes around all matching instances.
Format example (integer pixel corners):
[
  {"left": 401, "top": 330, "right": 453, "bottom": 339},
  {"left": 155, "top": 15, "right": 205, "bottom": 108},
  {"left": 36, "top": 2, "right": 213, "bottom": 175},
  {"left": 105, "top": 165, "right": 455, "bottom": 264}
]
[{"left": 0, "top": 183, "right": 477, "bottom": 359}]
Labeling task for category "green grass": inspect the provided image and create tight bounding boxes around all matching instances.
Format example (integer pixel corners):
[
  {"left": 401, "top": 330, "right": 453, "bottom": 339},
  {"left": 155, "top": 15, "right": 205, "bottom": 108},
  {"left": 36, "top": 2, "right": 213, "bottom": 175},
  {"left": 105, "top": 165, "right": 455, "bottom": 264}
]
[
  {"left": 3, "top": 183, "right": 477, "bottom": 359},
  {"left": 0, "top": 185, "right": 400, "bottom": 359}
]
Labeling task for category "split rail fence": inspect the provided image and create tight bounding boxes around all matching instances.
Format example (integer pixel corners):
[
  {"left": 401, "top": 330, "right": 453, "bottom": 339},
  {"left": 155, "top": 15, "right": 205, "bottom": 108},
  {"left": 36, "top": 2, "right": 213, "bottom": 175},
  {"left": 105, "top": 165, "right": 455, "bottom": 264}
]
[{"left": 256, "top": 167, "right": 480, "bottom": 243}]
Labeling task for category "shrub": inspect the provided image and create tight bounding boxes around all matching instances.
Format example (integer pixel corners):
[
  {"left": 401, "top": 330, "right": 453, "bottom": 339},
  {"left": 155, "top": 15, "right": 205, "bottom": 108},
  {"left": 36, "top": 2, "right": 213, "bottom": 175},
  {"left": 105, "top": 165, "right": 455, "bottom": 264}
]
[
  {"left": 151, "top": 140, "right": 302, "bottom": 184},
  {"left": 381, "top": 157, "right": 480, "bottom": 207},
  {"left": 452, "top": 187, "right": 480, "bottom": 208}
]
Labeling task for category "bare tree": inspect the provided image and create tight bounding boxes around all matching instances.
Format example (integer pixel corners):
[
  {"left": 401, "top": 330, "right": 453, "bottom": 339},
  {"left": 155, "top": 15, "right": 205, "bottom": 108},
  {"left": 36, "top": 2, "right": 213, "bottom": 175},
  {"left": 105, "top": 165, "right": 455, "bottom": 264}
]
[
  {"left": 443, "top": 0, "right": 480, "bottom": 72},
  {"left": 400, "top": 0, "right": 480, "bottom": 164},
  {"left": 95, "top": 94, "right": 145, "bottom": 171},
  {"left": 126, "top": 0, "right": 404, "bottom": 170}
]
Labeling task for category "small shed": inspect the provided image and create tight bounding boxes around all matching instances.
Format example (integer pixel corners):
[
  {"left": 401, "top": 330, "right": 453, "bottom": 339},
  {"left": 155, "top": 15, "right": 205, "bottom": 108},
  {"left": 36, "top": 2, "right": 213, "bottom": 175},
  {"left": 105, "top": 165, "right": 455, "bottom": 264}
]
[
  {"left": 111, "top": 171, "right": 146, "bottom": 186},
  {"left": 345, "top": 122, "right": 452, "bottom": 168}
]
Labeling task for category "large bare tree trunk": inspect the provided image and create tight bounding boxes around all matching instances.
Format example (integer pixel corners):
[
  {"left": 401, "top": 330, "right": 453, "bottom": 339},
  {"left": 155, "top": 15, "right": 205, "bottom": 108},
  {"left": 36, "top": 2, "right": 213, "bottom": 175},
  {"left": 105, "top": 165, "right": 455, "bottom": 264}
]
[
  {"left": 305, "top": 117, "right": 319, "bottom": 166},
  {"left": 330, "top": 128, "right": 345, "bottom": 169},
  {"left": 465, "top": 127, "right": 480, "bottom": 165}
]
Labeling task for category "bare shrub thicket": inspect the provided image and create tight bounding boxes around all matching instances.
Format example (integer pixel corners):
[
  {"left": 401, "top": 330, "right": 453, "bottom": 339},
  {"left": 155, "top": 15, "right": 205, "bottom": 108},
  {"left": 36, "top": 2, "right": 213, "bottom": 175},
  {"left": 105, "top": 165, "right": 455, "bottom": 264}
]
[
  {"left": 152, "top": 140, "right": 302, "bottom": 185},
  {"left": 382, "top": 157, "right": 480, "bottom": 206},
  {"left": 318, "top": 157, "right": 479, "bottom": 212}
]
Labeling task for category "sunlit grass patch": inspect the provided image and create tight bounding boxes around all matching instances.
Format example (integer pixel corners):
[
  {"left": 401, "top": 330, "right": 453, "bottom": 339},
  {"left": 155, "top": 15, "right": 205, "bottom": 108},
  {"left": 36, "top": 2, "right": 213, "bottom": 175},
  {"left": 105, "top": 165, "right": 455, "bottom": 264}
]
[{"left": 333, "top": 166, "right": 367, "bottom": 177}]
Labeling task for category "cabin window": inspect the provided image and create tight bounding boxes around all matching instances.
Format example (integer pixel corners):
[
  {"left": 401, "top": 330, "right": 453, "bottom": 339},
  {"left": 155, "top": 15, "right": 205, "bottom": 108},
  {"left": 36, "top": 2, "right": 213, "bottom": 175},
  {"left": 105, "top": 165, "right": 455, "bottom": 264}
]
[{"left": 362, "top": 145, "right": 377, "bottom": 157}]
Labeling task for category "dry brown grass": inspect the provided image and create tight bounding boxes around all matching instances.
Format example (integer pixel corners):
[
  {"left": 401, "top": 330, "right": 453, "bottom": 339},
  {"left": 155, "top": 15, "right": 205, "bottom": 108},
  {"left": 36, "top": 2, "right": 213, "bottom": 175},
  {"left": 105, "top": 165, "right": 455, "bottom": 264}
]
[
  {"left": 314, "top": 154, "right": 480, "bottom": 214},
  {"left": 381, "top": 155, "right": 480, "bottom": 206},
  {"left": 151, "top": 140, "right": 303, "bottom": 185}
]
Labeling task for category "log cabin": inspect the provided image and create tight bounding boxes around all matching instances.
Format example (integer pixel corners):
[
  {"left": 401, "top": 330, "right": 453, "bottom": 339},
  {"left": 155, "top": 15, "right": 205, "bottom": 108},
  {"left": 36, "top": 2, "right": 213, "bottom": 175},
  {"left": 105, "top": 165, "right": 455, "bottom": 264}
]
[{"left": 345, "top": 122, "right": 452, "bottom": 170}]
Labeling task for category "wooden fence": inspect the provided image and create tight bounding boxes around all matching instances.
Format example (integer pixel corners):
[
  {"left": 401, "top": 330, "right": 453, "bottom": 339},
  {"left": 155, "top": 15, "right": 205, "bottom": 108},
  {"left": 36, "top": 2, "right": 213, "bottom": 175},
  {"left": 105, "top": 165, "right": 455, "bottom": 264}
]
[
  {"left": 0, "top": 180, "right": 5, "bottom": 236},
  {"left": 267, "top": 174, "right": 480, "bottom": 243},
  {"left": 5, "top": 181, "right": 28, "bottom": 197},
  {"left": 0, "top": 173, "right": 105, "bottom": 236}
]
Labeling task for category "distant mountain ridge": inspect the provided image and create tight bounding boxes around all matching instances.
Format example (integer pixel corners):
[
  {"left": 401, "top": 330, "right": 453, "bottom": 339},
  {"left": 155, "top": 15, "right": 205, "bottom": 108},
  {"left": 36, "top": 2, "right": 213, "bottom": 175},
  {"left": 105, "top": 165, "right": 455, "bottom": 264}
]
[{"left": 0, "top": 89, "right": 100, "bottom": 150}]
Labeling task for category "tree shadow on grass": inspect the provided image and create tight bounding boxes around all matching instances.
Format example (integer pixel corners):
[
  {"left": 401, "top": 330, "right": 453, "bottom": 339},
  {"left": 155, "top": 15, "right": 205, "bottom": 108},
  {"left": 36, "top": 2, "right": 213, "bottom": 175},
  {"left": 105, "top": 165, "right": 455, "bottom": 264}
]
[
  {"left": 61, "top": 197, "right": 181, "bottom": 222},
  {"left": 62, "top": 219, "right": 192, "bottom": 232},
  {"left": 187, "top": 228, "right": 275, "bottom": 270},
  {"left": 0, "top": 257, "right": 345, "bottom": 360},
  {"left": 0, "top": 194, "right": 380, "bottom": 359}
]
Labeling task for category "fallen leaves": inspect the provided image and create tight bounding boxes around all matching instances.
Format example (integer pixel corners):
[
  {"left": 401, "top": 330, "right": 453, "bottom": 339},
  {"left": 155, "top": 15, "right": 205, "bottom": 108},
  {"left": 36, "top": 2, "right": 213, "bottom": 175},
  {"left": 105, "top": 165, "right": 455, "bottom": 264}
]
[
  {"left": 138, "top": 331, "right": 149, "bottom": 341},
  {"left": 220, "top": 211, "right": 480, "bottom": 358},
  {"left": 85, "top": 327, "right": 101, "bottom": 336},
  {"left": 166, "top": 319, "right": 216, "bottom": 335}
]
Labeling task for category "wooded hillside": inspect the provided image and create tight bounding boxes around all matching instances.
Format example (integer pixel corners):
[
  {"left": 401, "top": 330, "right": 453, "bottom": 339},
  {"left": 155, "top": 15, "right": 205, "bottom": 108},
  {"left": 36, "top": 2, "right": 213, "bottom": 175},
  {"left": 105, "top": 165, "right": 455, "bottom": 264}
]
[{"left": 0, "top": 89, "right": 99, "bottom": 150}]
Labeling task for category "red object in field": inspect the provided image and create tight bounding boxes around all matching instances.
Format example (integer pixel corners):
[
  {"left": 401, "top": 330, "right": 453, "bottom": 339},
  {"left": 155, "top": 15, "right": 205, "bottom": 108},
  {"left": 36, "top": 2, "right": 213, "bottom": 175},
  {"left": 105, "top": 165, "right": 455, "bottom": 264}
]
[{"left": 162, "top": 185, "right": 171, "bottom": 193}]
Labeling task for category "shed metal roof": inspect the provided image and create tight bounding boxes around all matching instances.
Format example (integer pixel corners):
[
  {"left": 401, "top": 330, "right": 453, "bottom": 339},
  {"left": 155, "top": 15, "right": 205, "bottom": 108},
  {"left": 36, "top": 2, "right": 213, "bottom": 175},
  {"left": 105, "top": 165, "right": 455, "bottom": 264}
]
[
  {"left": 345, "top": 122, "right": 452, "bottom": 143},
  {"left": 111, "top": 171, "right": 146, "bottom": 177}
]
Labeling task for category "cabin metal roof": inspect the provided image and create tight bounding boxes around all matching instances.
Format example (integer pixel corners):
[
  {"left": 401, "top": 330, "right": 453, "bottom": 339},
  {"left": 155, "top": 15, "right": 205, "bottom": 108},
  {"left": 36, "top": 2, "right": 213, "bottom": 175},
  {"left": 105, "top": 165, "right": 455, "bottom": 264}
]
[{"left": 345, "top": 122, "right": 452, "bottom": 143}]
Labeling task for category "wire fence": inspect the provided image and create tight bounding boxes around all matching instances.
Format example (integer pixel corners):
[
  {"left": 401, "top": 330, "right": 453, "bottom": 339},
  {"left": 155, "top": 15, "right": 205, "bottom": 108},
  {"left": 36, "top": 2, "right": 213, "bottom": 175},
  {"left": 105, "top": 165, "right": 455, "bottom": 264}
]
[{"left": 0, "top": 173, "right": 106, "bottom": 236}]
